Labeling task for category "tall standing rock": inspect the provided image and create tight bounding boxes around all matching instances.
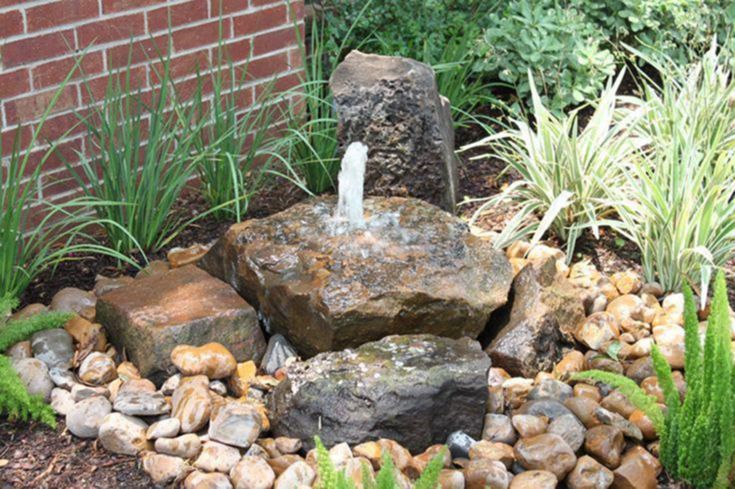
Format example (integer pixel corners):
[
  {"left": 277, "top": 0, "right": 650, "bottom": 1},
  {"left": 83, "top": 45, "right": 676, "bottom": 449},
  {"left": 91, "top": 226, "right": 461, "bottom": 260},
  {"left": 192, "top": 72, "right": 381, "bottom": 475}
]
[{"left": 330, "top": 50, "right": 458, "bottom": 212}]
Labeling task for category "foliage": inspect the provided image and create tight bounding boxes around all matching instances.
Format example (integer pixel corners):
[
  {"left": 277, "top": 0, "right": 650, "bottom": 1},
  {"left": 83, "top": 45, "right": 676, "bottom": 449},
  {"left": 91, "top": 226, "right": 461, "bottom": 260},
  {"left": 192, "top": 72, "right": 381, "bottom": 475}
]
[
  {"left": 0, "top": 299, "right": 70, "bottom": 428},
  {"left": 70, "top": 46, "right": 207, "bottom": 256},
  {"left": 473, "top": 0, "right": 616, "bottom": 112},
  {"left": 574, "top": 272, "right": 735, "bottom": 489},
  {"left": 609, "top": 43, "right": 735, "bottom": 294},
  {"left": 466, "top": 71, "right": 639, "bottom": 257},
  {"left": 313, "top": 436, "right": 445, "bottom": 489}
]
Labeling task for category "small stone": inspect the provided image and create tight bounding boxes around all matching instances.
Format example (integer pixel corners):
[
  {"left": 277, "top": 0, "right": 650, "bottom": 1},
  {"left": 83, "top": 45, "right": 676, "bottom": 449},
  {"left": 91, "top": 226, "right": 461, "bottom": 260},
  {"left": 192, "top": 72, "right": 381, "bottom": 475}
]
[
  {"left": 10, "top": 303, "right": 47, "bottom": 320},
  {"left": 161, "top": 374, "right": 182, "bottom": 395},
  {"left": 584, "top": 351, "right": 623, "bottom": 375},
  {"left": 12, "top": 358, "right": 53, "bottom": 401},
  {"left": 328, "top": 442, "right": 353, "bottom": 467},
  {"left": 575, "top": 312, "right": 619, "bottom": 350},
  {"left": 564, "top": 397, "right": 602, "bottom": 429},
  {"left": 155, "top": 433, "right": 202, "bottom": 459},
  {"left": 625, "top": 357, "right": 654, "bottom": 384},
  {"left": 554, "top": 351, "right": 585, "bottom": 379},
  {"left": 567, "top": 455, "right": 614, "bottom": 489},
  {"left": 147, "top": 418, "right": 180, "bottom": 440},
  {"left": 98, "top": 413, "right": 150, "bottom": 455},
  {"left": 514, "top": 433, "right": 576, "bottom": 480},
  {"left": 509, "top": 470, "right": 557, "bottom": 489},
  {"left": 606, "top": 295, "right": 643, "bottom": 324},
  {"left": 547, "top": 413, "right": 586, "bottom": 451},
  {"left": 50, "top": 388, "right": 75, "bottom": 415},
  {"left": 584, "top": 426, "right": 624, "bottom": 469},
  {"left": 66, "top": 396, "right": 112, "bottom": 438},
  {"left": 64, "top": 316, "right": 106, "bottom": 352},
  {"left": 116, "top": 361, "right": 141, "bottom": 381},
  {"left": 464, "top": 459, "right": 512, "bottom": 489},
  {"left": 573, "top": 384, "right": 601, "bottom": 402},
  {"left": 412, "top": 444, "right": 450, "bottom": 473},
  {"left": 172, "top": 375, "right": 212, "bottom": 433},
  {"left": 49, "top": 368, "right": 77, "bottom": 390},
  {"left": 600, "top": 391, "right": 637, "bottom": 418},
  {"left": 610, "top": 272, "right": 642, "bottom": 295},
  {"left": 528, "top": 378, "right": 573, "bottom": 402},
  {"left": 171, "top": 343, "right": 237, "bottom": 380},
  {"left": 502, "top": 378, "right": 534, "bottom": 409},
  {"left": 142, "top": 452, "right": 191, "bottom": 486},
  {"left": 274, "top": 461, "right": 315, "bottom": 489},
  {"left": 511, "top": 415, "right": 548, "bottom": 439},
  {"left": 275, "top": 437, "right": 302, "bottom": 455},
  {"left": 640, "top": 377, "right": 664, "bottom": 403},
  {"left": 184, "top": 471, "right": 233, "bottom": 489},
  {"left": 230, "top": 456, "right": 275, "bottom": 489},
  {"left": 652, "top": 325, "right": 685, "bottom": 369},
  {"left": 629, "top": 410, "right": 657, "bottom": 440},
  {"left": 136, "top": 260, "right": 170, "bottom": 279},
  {"left": 195, "top": 441, "right": 242, "bottom": 473},
  {"left": 229, "top": 361, "right": 257, "bottom": 397},
  {"left": 71, "top": 383, "right": 109, "bottom": 402},
  {"left": 439, "top": 469, "right": 465, "bottom": 489},
  {"left": 79, "top": 352, "right": 117, "bottom": 385},
  {"left": 167, "top": 244, "right": 210, "bottom": 268},
  {"left": 517, "top": 398, "right": 574, "bottom": 421},
  {"left": 594, "top": 408, "right": 643, "bottom": 440},
  {"left": 114, "top": 388, "right": 171, "bottom": 416},
  {"left": 260, "top": 334, "right": 298, "bottom": 375},
  {"left": 621, "top": 446, "right": 661, "bottom": 477},
  {"left": 640, "top": 282, "right": 664, "bottom": 297},
  {"left": 612, "top": 455, "right": 657, "bottom": 489},
  {"left": 446, "top": 431, "right": 476, "bottom": 459},
  {"left": 209, "top": 402, "right": 262, "bottom": 448},
  {"left": 6, "top": 341, "right": 32, "bottom": 361},
  {"left": 50, "top": 287, "right": 96, "bottom": 316},
  {"left": 31, "top": 329, "right": 74, "bottom": 370},
  {"left": 468, "top": 441, "right": 514, "bottom": 468},
  {"left": 482, "top": 414, "right": 517, "bottom": 445},
  {"left": 209, "top": 380, "right": 227, "bottom": 396}
]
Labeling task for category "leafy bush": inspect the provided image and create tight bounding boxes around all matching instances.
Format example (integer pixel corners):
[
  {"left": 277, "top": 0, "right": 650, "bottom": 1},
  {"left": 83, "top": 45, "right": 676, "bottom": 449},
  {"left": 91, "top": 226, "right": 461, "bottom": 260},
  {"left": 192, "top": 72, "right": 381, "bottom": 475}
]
[
  {"left": 473, "top": 0, "right": 616, "bottom": 112},
  {"left": 467, "top": 71, "right": 639, "bottom": 256},
  {"left": 0, "top": 297, "right": 70, "bottom": 428},
  {"left": 576, "top": 272, "right": 735, "bottom": 489},
  {"left": 314, "top": 436, "right": 445, "bottom": 489},
  {"left": 609, "top": 43, "right": 735, "bottom": 294}
]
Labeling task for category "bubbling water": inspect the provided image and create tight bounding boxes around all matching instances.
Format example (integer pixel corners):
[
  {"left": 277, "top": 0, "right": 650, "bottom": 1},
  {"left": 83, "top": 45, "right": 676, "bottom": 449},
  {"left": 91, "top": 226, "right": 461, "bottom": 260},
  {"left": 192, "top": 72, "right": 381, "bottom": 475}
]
[{"left": 334, "top": 142, "right": 369, "bottom": 230}]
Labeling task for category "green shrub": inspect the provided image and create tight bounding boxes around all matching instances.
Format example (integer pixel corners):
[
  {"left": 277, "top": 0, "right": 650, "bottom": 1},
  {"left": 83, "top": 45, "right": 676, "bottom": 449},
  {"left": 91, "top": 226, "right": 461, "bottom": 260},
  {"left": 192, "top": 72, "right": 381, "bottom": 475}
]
[
  {"left": 467, "top": 71, "right": 639, "bottom": 257},
  {"left": 473, "top": 0, "right": 616, "bottom": 112},
  {"left": 313, "top": 436, "right": 445, "bottom": 489},
  {"left": 576, "top": 271, "right": 735, "bottom": 489},
  {"left": 609, "top": 43, "right": 735, "bottom": 294},
  {"left": 0, "top": 297, "right": 70, "bottom": 428}
]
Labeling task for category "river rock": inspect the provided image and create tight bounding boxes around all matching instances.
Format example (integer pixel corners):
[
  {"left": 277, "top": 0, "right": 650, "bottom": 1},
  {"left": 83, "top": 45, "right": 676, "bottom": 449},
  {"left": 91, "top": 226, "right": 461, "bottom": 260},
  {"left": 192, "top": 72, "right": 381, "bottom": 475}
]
[
  {"left": 185, "top": 471, "right": 233, "bottom": 489},
  {"left": 230, "top": 456, "right": 275, "bottom": 489},
  {"left": 274, "top": 461, "right": 316, "bottom": 489},
  {"left": 584, "top": 426, "right": 624, "bottom": 469},
  {"left": 509, "top": 470, "right": 557, "bottom": 489},
  {"left": 94, "top": 275, "right": 135, "bottom": 297},
  {"left": 575, "top": 312, "right": 619, "bottom": 350},
  {"left": 50, "top": 388, "right": 75, "bottom": 415},
  {"left": 329, "top": 50, "right": 458, "bottom": 211},
  {"left": 172, "top": 375, "right": 212, "bottom": 433},
  {"left": 6, "top": 340, "right": 32, "bottom": 361},
  {"left": 30, "top": 329, "right": 74, "bottom": 370},
  {"left": 79, "top": 352, "right": 117, "bottom": 385},
  {"left": 147, "top": 418, "right": 180, "bottom": 440},
  {"left": 201, "top": 196, "right": 511, "bottom": 356},
  {"left": 142, "top": 452, "right": 191, "bottom": 486},
  {"left": 168, "top": 243, "right": 210, "bottom": 268},
  {"left": 64, "top": 316, "right": 106, "bottom": 352},
  {"left": 482, "top": 414, "right": 517, "bottom": 445},
  {"left": 195, "top": 441, "right": 242, "bottom": 473},
  {"left": 567, "top": 455, "right": 614, "bottom": 489},
  {"left": 514, "top": 433, "right": 577, "bottom": 480},
  {"left": 464, "top": 459, "right": 512, "bottom": 489},
  {"left": 268, "top": 335, "right": 490, "bottom": 452},
  {"left": 447, "top": 431, "right": 476, "bottom": 459},
  {"left": 71, "top": 383, "right": 109, "bottom": 402},
  {"left": 208, "top": 402, "right": 262, "bottom": 448},
  {"left": 12, "top": 358, "right": 53, "bottom": 401},
  {"left": 98, "top": 412, "right": 150, "bottom": 455},
  {"left": 171, "top": 343, "right": 237, "bottom": 379},
  {"left": 155, "top": 433, "right": 202, "bottom": 459},
  {"left": 511, "top": 415, "right": 548, "bottom": 439},
  {"left": 50, "top": 287, "right": 96, "bottom": 318},
  {"left": 652, "top": 325, "right": 685, "bottom": 369},
  {"left": 113, "top": 388, "right": 169, "bottom": 416},
  {"left": 66, "top": 395, "right": 112, "bottom": 438},
  {"left": 260, "top": 334, "right": 298, "bottom": 375},
  {"left": 548, "top": 413, "right": 586, "bottom": 451},
  {"left": 49, "top": 367, "right": 77, "bottom": 390},
  {"left": 612, "top": 455, "right": 657, "bottom": 489},
  {"left": 96, "top": 265, "right": 265, "bottom": 382}
]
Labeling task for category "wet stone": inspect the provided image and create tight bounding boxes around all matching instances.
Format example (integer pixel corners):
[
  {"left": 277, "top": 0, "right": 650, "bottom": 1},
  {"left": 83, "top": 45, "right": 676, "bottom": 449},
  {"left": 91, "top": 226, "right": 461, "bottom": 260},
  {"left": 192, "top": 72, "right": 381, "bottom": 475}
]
[
  {"left": 514, "top": 433, "right": 577, "bottom": 480},
  {"left": 547, "top": 413, "right": 586, "bottom": 452},
  {"left": 508, "top": 470, "right": 557, "bottom": 489},
  {"left": 260, "top": 334, "right": 298, "bottom": 375},
  {"left": 528, "top": 378, "right": 573, "bottom": 402},
  {"left": 446, "top": 431, "right": 477, "bottom": 460}
]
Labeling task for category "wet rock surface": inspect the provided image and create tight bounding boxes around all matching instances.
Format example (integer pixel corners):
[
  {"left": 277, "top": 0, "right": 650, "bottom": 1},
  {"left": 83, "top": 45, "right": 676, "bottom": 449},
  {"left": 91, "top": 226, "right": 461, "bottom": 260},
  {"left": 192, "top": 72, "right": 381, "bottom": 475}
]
[
  {"left": 268, "top": 335, "right": 490, "bottom": 452},
  {"left": 201, "top": 196, "right": 512, "bottom": 355}
]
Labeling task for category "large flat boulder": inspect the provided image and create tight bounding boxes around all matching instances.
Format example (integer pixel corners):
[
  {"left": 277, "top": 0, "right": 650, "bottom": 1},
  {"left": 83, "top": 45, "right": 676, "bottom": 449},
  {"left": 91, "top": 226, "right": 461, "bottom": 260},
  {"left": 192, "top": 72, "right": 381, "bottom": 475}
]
[
  {"left": 200, "top": 196, "right": 512, "bottom": 356},
  {"left": 267, "top": 335, "right": 491, "bottom": 453},
  {"left": 330, "top": 51, "right": 458, "bottom": 212},
  {"left": 97, "top": 265, "right": 265, "bottom": 383}
]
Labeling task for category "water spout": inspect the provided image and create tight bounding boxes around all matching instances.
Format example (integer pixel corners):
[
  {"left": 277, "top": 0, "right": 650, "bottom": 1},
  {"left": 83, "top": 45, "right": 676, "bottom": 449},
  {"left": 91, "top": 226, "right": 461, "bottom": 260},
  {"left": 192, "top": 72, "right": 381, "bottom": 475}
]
[{"left": 334, "top": 142, "right": 368, "bottom": 230}]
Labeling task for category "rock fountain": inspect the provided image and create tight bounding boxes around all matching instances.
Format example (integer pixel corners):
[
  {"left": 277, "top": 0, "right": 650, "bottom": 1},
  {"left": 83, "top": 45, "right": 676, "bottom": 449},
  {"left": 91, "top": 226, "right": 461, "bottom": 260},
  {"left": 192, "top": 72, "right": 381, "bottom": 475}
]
[{"left": 200, "top": 142, "right": 513, "bottom": 356}]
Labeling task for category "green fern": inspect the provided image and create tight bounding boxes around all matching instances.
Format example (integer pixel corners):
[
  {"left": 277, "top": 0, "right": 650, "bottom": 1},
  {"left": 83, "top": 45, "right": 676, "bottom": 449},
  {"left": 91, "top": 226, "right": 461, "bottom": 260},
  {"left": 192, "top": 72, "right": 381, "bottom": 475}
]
[
  {"left": 0, "top": 310, "right": 73, "bottom": 351},
  {"left": 412, "top": 448, "right": 445, "bottom": 489},
  {"left": 574, "top": 271, "right": 735, "bottom": 489}
]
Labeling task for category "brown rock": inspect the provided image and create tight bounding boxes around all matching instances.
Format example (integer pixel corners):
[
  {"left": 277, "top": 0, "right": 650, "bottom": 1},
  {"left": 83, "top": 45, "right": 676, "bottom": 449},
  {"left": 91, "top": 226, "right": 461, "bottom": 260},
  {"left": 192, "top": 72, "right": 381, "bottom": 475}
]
[
  {"left": 171, "top": 375, "right": 212, "bottom": 433},
  {"left": 511, "top": 415, "right": 548, "bottom": 439},
  {"left": 438, "top": 469, "right": 465, "bottom": 489},
  {"left": 230, "top": 456, "right": 275, "bottom": 489},
  {"left": 79, "top": 352, "right": 117, "bottom": 385},
  {"left": 554, "top": 351, "right": 585, "bottom": 379},
  {"left": 267, "top": 455, "right": 304, "bottom": 476},
  {"left": 171, "top": 343, "right": 237, "bottom": 380},
  {"left": 482, "top": 414, "right": 517, "bottom": 445},
  {"left": 155, "top": 433, "right": 202, "bottom": 459},
  {"left": 575, "top": 312, "right": 619, "bottom": 350},
  {"left": 584, "top": 426, "right": 625, "bottom": 469},
  {"left": 509, "top": 470, "right": 557, "bottom": 488},
  {"left": 50, "top": 288, "right": 96, "bottom": 318},
  {"left": 567, "top": 455, "right": 614, "bottom": 489},
  {"left": 10, "top": 303, "right": 47, "bottom": 320},
  {"left": 610, "top": 272, "right": 642, "bottom": 295},
  {"left": 652, "top": 325, "right": 685, "bottom": 369},
  {"left": 464, "top": 459, "right": 512, "bottom": 489},
  {"left": 141, "top": 452, "right": 191, "bottom": 486},
  {"left": 606, "top": 295, "right": 643, "bottom": 324},
  {"left": 184, "top": 471, "right": 233, "bottom": 489},
  {"left": 64, "top": 316, "right": 106, "bottom": 352},
  {"left": 229, "top": 360, "right": 257, "bottom": 397},
  {"left": 514, "top": 433, "right": 576, "bottom": 480},
  {"left": 629, "top": 410, "right": 657, "bottom": 440},
  {"left": 641, "top": 377, "right": 665, "bottom": 403},
  {"left": 167, "top": 244, "right": 210, "bottom": 268},
  {"left": 621, "top": 446, "right": 661, "bottom": 476},
  {"left": 93, "top": 275, "right": 134, "bottom": 297},
  {"left": 503, "top": 378, "right": 534, "bottom": 410},
  {"left": 611, "top": 456, "right": 657, "bottom": 489},
  {"left": 97, "top": 265, "right": 265, "bottom": 382},
  {"left": 6, "top": 341, "right": 32, "bottom": 361},
  {"left": 194, "top": 441, "right": 242, "bottom": 473},
  {"left": 273, "top": 460, "right": 315, "bottom": 489},
  {"left": 136, "top": 260, "right": 170, "bottom": 279},
  {"left": 469, "top": 441, "right": 514, "bottom": 468},
  {"left": 573, "top": 384, "right": 601, "bottom": 402},
  {"left": 601, "top": 391, "right": 636, "bottom": 418}
]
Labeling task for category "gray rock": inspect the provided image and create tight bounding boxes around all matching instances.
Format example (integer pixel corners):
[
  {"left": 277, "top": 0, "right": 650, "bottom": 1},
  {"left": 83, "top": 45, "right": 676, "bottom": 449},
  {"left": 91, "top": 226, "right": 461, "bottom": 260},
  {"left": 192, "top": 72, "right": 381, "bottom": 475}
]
[
  {"left": 548, "top": 413, "right": 586, "bottom": 451},
  {"left": 66, "top": 396, "right": 112, "bottom": 438},
  {"left": 98, "top": 412, "right": 150, "bottom": 455},
  {"left": 194, "top": 441, "right": 242, "bottom": 473},
  {"left": 49, "top": 367, "right": 77, "bottom": 390},
  {"left": 208, "top": 402, "right": 262, "bottom": 448},
  {"left": 268, "top": 334, "right": 490, "bottom": 453},
  {"left": 330, "top": 50, "right": 458, "bottom": 212},
  {"left": 595, "top": 407, "right": 643, "bottom": 440},
  {"left": 528, "top": 378, "right": 574, "bottom": 402},
  {"left": 147, "top": 418, "right": 180, "bottom": 440},
  {"left": 260, "top": 334, "right": 297, "bottom": 375},
  {"left": 481, "top": 414, "right": 517, "bottom": 445},
  {"left": 6, "top": 341, "right": 31, "bottom": 361},
  {"left": 113, "top": 389, "right": 170, "bottom": 416},
  {"left": 185, "top": 471, "right": 233, "bottom": 489},
  {"left": 142, "top": 452, "right": 191, "bottom": 486},
  {"left": 71, "top": 383, "right": 109, "bottom": 402},
  {"left": 12, "top": 358, "right": 53, "bottom": 401},
  {"left": 155, "top": 434, "right": 202, "bottom": 459},
  {"left": 49, "top": 287, "right": 96, "bottom": 315},
  {"left": 200, "top": 197, "right": 512, "bottom": 356},
  {"left": 516, "top": 398, "right": 575, "bottom": 421},
  {"left": 446, "top": 431, "right": 476, "bottom": 459},
  {"left": 31, "top": 329, "right": 74, "bottom": 370},
  {"left": 50, "top": 388, "right": 75, "bottom": 415},
  {"left": 96, "top": 265, "right": 265, "bottom": 383}
]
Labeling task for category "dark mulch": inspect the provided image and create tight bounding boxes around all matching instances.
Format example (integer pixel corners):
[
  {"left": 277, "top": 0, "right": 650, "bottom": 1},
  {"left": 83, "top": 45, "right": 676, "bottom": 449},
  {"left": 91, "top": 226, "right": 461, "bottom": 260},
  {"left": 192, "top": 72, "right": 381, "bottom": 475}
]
[{"left": 0, "top": 420, "right": 152, "bottom": 489}]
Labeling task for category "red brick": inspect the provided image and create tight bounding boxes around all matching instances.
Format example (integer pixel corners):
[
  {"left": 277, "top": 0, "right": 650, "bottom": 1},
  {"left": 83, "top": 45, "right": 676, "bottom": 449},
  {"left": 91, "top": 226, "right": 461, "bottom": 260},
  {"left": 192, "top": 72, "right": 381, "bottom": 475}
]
[
  {"left": 36, "top": 110, "right": 88, "bottom": 142},
  {"left": 77, "top": 13, "right": 146, "bottom": 47},
  {"left": 106, "top": 35, "right": 169, "bottom": 69},
  {"left": 147, "top": 0, "right": 209, "bottom": 32},
  {"left": 102, "top": 0, "right": 160, "bottom": 14},
  {"left": 233, "top": 4, "right": 287, "bottom": 36},
  {"left": 1, "top": 126, "right": 32, "bottom": 157},
  {"left": 152, "top": 51, "right": 211, "bottom": 82},
  {"left": 0, "top": 69, "right": 30, "bottom": 100},
  {"left": 1, "top": 29, "right": 76, "bottom": 67},
  {"left": 211, "top": 0, "right": 249, "bottom": 15},
  {"left": 32, "top": 52, "right": 105, "bottom": 89},
  {"left": 24, "top": 138, "right": 83, "bottom": 176},
  {"left": 252, "top": 0, "right": 283, "bottom": 6},
  {"left": 4, "top": 86, "right": 78, "bottom": 125},
  {"left": 218, "top": 38, "right": 252, "bottom": 63},
  {"left": 253, "top": 26, "right": 296, "bottom": 56},
  {"left": 0, "top": 10, "right": 23, "bottom": 37},
  {"left": 247, "top": 51, "right": 289, "bottom": 80},
  {"left": 172, "top": 20, "right": 226, "bottom": 52},
  {"left": 80, "top": 66, "right": 149, "bottom": 103},
  {"left": 40, "top": 167, "right": 85, "bottom": 201},
  {"left": 26, "top": 0, "right": 98, "bottom": 32},
  {"left": 254, "top": 70, "right": 300, "bottom": 99},
  {"left": 287, "top": 0, "right": 304, "bottom": 22}
]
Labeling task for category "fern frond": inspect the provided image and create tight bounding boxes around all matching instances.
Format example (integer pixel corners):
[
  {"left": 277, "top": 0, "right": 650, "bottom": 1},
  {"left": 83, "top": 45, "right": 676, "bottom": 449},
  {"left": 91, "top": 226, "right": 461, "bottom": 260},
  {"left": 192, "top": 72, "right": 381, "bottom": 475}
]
[
  {"left": 413, "top": 448, "right": 446, "bottom": 489},
  {"left": 314, "top": 436, "right": 339, "bottom": 489},
  {"left": 574, "top": 370, "right": 665, "bottom": 432},
  {"left": 0, "top": 311, "right": 73, "bottom": 351},
  {"left": 361, "top": 460, "right": 376, "bottom": 489},
  {"left": 0, "top": 355, "right": 56, "bottom": 428},
  {"left": 0, "top": 295, "right": 18, "bottom": 319},
  {"left": 374, "top": 452, "right": 396, "bottom": 489}
]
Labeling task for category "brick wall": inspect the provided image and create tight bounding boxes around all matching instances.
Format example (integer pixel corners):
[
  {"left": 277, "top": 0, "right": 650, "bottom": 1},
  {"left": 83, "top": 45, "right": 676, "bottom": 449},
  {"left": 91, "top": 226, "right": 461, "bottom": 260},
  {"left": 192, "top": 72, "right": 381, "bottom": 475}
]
[{"left": 0, "top": 0, "right": 304, "bottom": 211}]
